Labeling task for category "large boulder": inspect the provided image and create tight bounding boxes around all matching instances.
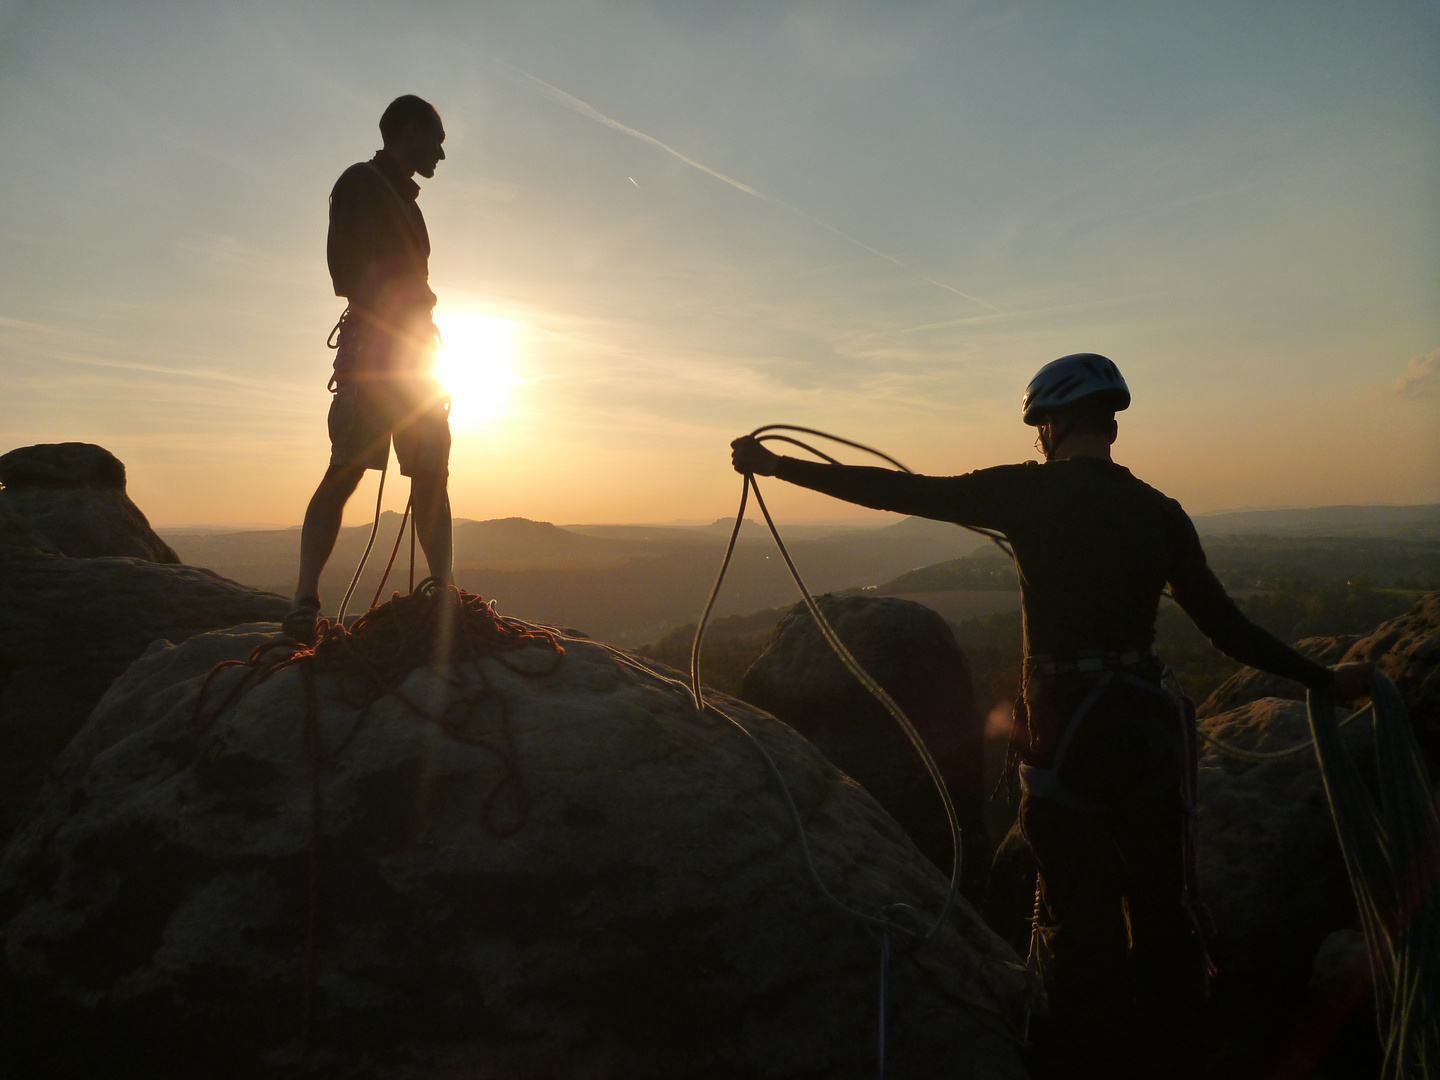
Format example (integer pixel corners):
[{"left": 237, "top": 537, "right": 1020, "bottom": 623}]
[
  {"left": 0, "top": 442, "right": 180, "bottom": 563},
  {"left": 1198, "top": 593, "right": 1440, "bottom": 771},
  {"left": 0, "top": 594, "right": 1028, "bottom": 1079},
  {"left": 1195, "top": 696, "right": 1377, "bottom": 1077},
  {"left": 1199, "top": 635, "right": 1359, "bottom": 717},
  {"left": 0, "top": 512, "right": 289, "bottom": 845},
  {"left": 741, "top": 595, "right": 990, "bottom": 901},
  {"left": 1340, "top": 593, "right": 1440, "bottom": 767}
]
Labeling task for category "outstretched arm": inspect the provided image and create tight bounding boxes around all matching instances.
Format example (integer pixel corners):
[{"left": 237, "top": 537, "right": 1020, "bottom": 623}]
[{"left": 729, "top": 435, "right": 1013, "bottom": 529}]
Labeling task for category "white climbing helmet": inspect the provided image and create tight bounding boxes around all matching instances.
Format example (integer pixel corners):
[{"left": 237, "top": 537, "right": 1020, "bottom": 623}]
[{"left": 1021, "top": 353, "right": 1131, "bottom": 426}]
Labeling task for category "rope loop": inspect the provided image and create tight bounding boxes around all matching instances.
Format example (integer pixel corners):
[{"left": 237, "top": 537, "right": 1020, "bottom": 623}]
[{"left": 691, "top": 425, "right": 978, "bottom": 946}]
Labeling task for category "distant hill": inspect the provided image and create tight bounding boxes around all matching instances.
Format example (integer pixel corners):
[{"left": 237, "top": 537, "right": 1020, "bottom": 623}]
[
  {"left": 1194, "top": 504, "right": 1440, "bottom": 538},
  {"left": 163, "top": 513, "right": 980, "bottom": 644}
]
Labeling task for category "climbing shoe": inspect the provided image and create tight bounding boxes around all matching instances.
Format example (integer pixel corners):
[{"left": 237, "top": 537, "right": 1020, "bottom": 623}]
[{"left": 281, "top": 597, "right": 322, "bottom": 648}]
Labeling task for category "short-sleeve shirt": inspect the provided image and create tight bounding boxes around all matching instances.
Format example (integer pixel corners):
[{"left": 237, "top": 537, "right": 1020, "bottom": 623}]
[
  {"left": 327, "top": 150, "right": 430, "bottom": 306},
  {"left": 327, "top": 150, "right": 434, "bottom": 378}
]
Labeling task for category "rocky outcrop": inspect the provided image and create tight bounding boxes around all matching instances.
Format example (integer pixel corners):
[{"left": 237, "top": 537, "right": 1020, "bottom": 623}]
[
  {"left": 1198, "top": 593, "right": 1439, "bottom": 775},
  {"left": 0, "top": 442, "right": 179, "bottom": 563},
  {"left": 741, "top": 594, "right": 990, "bottom": 900},
  {"left": 1195, "top": 697, "right": 1376, "bottom": 1076},
  {"left": 0, "top": 455, "right": 289, "bottom": 845},
  {"left": 1199, "top": 635, "right": 1360, "bottom": 717},
  {"left": 0, "top": 614, "right": 1027, "bottom": 1079},
  {"left": 1340, "top": 592, "right": 1440, "bottom": 766}
]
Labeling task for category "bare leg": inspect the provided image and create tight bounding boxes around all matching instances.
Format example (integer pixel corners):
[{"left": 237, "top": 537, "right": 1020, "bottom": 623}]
[
  {"left": 409, "top": 471, "right": 453, "bottom": 586},
  {"left": 295, "top": 463, "right": 367, "bottom": 604}
]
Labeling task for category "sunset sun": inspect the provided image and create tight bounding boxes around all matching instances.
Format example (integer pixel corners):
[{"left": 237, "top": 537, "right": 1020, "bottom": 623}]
[{"left": 433, "top": 312, "right": 519, "bottom": 427}]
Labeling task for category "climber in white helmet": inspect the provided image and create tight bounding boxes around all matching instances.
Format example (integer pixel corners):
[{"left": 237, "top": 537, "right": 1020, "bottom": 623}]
[{"left": 731, "top": 352, "right": 1372, "bottom": 1080}]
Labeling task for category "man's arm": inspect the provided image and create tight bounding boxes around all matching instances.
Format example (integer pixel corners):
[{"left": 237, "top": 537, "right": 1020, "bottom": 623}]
[
  {"left": 1165, "top": 509, "right": 1371, "bottom": 702},
  {"left": 731, "top": 436, "right": 1015, "bottom": 530}
]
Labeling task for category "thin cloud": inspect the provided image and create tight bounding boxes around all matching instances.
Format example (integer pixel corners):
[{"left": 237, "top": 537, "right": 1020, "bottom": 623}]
[
  {"left": 1396, "top": 348, "right": 1440, "bottom": 399},
  {"left": 495, "top": 59, "right": 1001, "bottom": 314}
]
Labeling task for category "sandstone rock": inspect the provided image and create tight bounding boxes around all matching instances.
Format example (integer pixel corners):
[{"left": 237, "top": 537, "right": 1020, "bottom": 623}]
[
  {"left": 0, "top": 442, "right": 179, "bottom": 562},
  {"left": 1341, "top": 592, "right": 1440, "bottom": 767},
  {"left": 1196, "top": 696, "right": 1376, "bottom": 1077},
  {"left": 0, "top": 442, "right": 127, "bottom": 488},
  {"left": 0, "top": 550, "right": 289, "bottom": 845},
  {"left": 1199, "top": 635, "right": 1360, "bottom": 718},
  {"left": 0, "top": 616, "right": 1028, "bottom": 1079},
  {"left": 741, "top": 594, "right": 990, "bottom": 900}
]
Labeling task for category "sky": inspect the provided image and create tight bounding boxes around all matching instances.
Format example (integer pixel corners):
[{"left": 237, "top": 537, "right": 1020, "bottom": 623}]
[{"left": 1, "top": 0, "right": 1437, "bottom": 527}]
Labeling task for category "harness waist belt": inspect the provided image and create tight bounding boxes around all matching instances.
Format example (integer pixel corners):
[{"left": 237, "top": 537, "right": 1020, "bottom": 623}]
[{"left": 1026, "top": 649, "right": 1154, "bottom": 678}]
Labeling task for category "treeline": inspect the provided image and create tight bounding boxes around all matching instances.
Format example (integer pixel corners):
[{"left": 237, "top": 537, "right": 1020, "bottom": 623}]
[
  {"left": 872, "top": 535, "right": 1440, "bottom": 596},
  {"left": 648, "top": 534, "right": 1436, "bottom": 712}
]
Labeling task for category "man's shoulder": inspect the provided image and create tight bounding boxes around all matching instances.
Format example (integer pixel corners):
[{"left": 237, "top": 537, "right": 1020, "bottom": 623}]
[
  {"left": 330, "top": 161, "right": 386, "bottom": 201},
  {"left": 1113, "top": 465, "right": 1194, "bottom": 530}
]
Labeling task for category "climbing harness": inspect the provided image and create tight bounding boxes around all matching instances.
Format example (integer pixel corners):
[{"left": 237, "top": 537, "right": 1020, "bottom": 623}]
[
  {"left": 692, "top": 424, "right": 1029, "bottom": 1075},
  {"left": 1016, "top": 655, "right": 1220, "bottom": 1035}
]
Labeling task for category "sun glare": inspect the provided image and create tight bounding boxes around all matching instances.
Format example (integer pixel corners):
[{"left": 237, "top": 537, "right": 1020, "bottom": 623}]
[{"left": 433, "top": 312, "right": 519, "bottom": 427}]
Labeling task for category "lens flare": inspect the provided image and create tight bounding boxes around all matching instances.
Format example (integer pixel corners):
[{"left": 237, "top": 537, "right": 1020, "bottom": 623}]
[{"left": 433, "top": 312, "right": 519, "bottom": 427}]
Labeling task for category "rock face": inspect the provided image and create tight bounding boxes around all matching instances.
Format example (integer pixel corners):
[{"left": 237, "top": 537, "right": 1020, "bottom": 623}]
[
  {"left": 741, "top": 595, "right": 990, "bottom": 901},
  {"left": 0, "top": 486, "right": 289, "bottom": 845},
  {"left": 1199, "top": 593, "right": 1440, "bottom": 770},
  {"left": 0, "top": 616, "right": 1027, "bottom": 1079},
  {"left": 0, "top": 442, "right": 180, "bottom": 563},
  {"left": 1340, "top": 592, "right": 1440, "bottom": 767},
  {"left": 1195, "top": 696, "right": 1377, "bottom": 1076},
  {"left": 1199, "top": 635, "right": 1359, "bottom": 717}
]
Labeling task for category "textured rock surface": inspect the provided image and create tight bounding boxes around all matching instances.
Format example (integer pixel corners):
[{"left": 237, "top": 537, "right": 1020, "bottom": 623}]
[
  {"left": 0, "top": 622, "right": 1027, "bottom": 1080},
  {"left": 741, "top": 594, "right": 990, "bottom": 900},
  {"left": 1195, "top": 697, "right": 1378, "bottom": 1076},
  {"left": 1199, "top": 635, "right": 1359, "bottom": 718},
  {"left": 0, "top": 442, "right": 179, "bottom": 563},
  {"left": 0, "top": 525, "right": 289, "bottom": 844},
  {"left": 1198, "top": 593, "right": 1440, "bottom": 771},
  {"left": 1340, "top": 593, "right": 1440, "bottom": 767}
]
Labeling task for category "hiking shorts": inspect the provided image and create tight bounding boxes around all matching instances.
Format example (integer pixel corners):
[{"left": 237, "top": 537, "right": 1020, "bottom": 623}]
[{"left": 327, "top": 378, "right": 450, "bottom": 477}]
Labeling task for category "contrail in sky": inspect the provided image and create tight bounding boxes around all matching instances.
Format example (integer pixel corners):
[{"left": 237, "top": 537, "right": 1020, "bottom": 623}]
[{"left": 499, "top": 62, "right": 1002, "bottom": 314}]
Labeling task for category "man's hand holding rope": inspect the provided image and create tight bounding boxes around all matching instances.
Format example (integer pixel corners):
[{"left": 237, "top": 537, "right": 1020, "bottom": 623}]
[{"left": 731, "top": 435, "right": 780, "bottom": 477}]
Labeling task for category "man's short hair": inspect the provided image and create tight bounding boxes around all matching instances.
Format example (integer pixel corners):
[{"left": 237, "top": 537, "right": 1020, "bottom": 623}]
[{"left": 379, "top": 95, "right": 440, "bottom": 144}]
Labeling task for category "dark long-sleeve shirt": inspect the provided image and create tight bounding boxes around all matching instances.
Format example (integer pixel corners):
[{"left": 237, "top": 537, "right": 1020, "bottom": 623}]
[{"left": 775, "top": 456, "right": 1331, "bottom": 691}]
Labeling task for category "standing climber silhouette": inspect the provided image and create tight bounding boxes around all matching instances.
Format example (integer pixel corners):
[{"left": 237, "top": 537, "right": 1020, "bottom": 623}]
[
  {"left": 732, "top": 353, "right": 1373, "bottom": 1080},
  {"left": 284, "top": 95, "right": 453, "bottom": 646}
]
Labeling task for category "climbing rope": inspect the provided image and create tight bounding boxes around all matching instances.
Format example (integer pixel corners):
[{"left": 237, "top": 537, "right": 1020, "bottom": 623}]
[
  {"left": 692, "top": 426, "right": 970, "bottom": 945},
  {"left": 368, "top": 493, "right": 414, "bottom": 610},
  {"left": 1307, "top": 673, "right": 1439, "bottom": 1080},
  {"left": 192, "top": 581, "right": 564, "bottom": 1076},
  {"left": 1195, "top": 705, "right": 1370, "bottom": 763},
  {"left": 335, "top": 461, "right": 388, "bottom": 625}
]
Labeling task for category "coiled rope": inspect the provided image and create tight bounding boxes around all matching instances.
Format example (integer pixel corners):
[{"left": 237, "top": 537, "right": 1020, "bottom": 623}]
[
  {"left": 1306, "top": 672, "right": 1439, "bottom": 1079},
  {"left": 1196, "top": 704, "right": 1370, "bottom": 763},
  {"left": 691, "top": 425, "right": 972, "bottom": 944},
  {"left": 689, "top": 424, "right": 1007, "bottom": 1076}
]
